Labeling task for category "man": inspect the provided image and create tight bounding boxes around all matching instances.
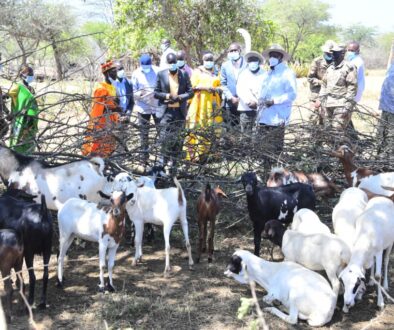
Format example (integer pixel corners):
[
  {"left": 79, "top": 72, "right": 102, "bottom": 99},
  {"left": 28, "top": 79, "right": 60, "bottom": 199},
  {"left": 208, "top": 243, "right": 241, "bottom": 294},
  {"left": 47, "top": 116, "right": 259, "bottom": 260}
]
[
  {"left": 258, "top": 44, "right": 297, "bottom": 163},
  {"left": 236, "top": 51, "right": 266, "bottom": 133},
  {"left": 81, "top": 60, "right": 121, "bottom": 158},
  {"left": 377, "top": 63, "right": 394, "bottom": 160},
  {"left": 154, "top": 52, "right": 194, "bottom": 168},
  {"left": 317, "top": 44, "right": 357, "bottom": 144},
  {"left": 308, "top": 40, "right": 335, "bottom": 124},
  {"left": 132, "top": 54, "right": 161, "bottom": 164},
  {"left": 176, "top": 50, "right": 193, "bottom": 78},
  {"left": 159, "top": 39, "right": 176, "bottom": 69},
  {"left": 346, "top": 41, "right": 365, "bottom": 103},
  {"left": 220, "top": 42, "right": 247, "bottom": 127},
  {"left": 114, "top": 62, "right": 134, "bottom": 119}
]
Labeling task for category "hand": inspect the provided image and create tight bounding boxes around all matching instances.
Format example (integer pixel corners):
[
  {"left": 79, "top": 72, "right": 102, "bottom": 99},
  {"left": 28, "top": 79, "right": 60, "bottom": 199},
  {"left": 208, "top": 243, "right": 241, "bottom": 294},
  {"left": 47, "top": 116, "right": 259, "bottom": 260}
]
[
  {"left": 248, "top": 101, "right": 257, "bottom": 109},
  {"left": 231, "top": 96, "right": 239, "bottom": 105},
  {"left": 170, "top": 95, "right": 179, "bottom": 102},
  {"left": 314, "top": 100, "right": 321, "bottom": 109},
  {"left": 265, "top": 100, "right": 274, "bottom": 107}
]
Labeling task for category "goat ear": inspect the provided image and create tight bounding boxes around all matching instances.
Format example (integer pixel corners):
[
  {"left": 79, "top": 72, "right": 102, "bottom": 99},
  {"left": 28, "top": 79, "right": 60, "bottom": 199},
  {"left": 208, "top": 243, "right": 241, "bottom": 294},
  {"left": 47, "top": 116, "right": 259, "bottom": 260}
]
[
  {"left": 126, "top": 192, "right": 134, "bottom": 201},
  {"left": 268, "top": 228, "right": 274, "bottom": 237},
  {"left": 98, "top": 190, "right": 111, "bottom": 199}
]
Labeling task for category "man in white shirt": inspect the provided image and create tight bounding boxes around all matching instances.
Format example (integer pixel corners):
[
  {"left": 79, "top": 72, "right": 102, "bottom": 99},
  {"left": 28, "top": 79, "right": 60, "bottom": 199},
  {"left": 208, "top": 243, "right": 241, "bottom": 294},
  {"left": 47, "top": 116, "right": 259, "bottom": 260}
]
[
  {"left": 159, "top": 39, "right": 176, "bottom": 69},
  {"left": 258, "top": 44, "right": 297, "bottom": 164},
  {"left": 236, "top": 51, "right": 266, "bottom": 132},
  {"left": 346, "top": 41, "right": 365, "bottom": 103}
]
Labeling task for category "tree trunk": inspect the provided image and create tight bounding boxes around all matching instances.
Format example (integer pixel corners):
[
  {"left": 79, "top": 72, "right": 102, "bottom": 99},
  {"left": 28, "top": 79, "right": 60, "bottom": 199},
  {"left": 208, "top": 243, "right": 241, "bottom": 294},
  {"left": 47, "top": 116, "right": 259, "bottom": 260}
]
[{"left": 51, "top": 36, "right": 63, "bottom": 80}]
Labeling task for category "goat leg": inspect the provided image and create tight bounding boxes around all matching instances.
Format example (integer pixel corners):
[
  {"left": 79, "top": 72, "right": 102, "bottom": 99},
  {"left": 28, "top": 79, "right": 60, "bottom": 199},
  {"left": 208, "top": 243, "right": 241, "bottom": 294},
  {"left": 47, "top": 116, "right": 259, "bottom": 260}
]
[
  {"left": 24, "top": 254, "right": 35, "bottom": 306},
  {"left": 196, "top": 219, "right": 205, "bottom": 263},
  {"left": 38, "top": 250, "right": 51, "bottom": 309},
  {"left": 105, "top": 246, "right": 117, "bottom": 293},
  {"left": 1, "top": 268, "right": 12, "bottom": 323},
  {"left": 253, "top": 228, "right": 262, "bottom": 257},
  {"left": 208, "top": 218, "right": 215, "bottom": 263}
]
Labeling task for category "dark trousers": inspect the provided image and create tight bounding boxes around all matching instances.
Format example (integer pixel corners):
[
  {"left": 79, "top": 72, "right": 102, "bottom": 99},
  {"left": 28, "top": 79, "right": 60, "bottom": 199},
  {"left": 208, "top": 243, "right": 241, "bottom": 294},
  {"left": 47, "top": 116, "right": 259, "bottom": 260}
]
[
  {"left": 138, "top": 113, "right": 160, "bottom": 163},
  {"left": 258, "top": 124, "right": 286, "bottom": 168},
  {"left": 223, "top": 100, "right": 240, "bottom": 127},
  {"left": 159, "top": 107, "right": 185, "bottom": 165},
  {"left": 240, "top": 111, "right": 257, "bottom": 133}
]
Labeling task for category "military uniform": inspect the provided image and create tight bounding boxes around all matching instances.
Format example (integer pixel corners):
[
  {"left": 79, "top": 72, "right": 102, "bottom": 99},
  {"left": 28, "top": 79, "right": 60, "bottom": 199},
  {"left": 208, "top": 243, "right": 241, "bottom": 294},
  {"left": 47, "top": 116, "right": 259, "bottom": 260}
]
[
  {"left": 308, "top": 56, "right": 331, "bottom": 102},
  {"left": 319, "top": 59, "right": 357, "bottom": 138}
]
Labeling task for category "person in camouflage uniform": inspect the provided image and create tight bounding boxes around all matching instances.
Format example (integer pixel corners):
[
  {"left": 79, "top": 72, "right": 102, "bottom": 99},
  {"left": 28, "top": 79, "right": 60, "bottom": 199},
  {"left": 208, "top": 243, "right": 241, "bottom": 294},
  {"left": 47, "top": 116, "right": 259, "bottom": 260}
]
[
  {"left": 307, "top": 40, "right": 335, "bottom": 125},
  {"left": 317, "top": 43, "right": 358, "bottom": 145}
]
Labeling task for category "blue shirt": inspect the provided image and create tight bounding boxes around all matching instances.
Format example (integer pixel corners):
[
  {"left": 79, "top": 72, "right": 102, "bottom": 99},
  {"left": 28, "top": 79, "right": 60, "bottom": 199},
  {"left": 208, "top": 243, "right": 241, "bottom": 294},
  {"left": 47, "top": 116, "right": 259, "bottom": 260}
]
[
  {"left": 132, "top": 66, "right": 159, "bottom": 114},
  {"left": 379, "top": 64, "right": 394, "bottom": 114},
  {"left": 258, "top": 62, "right": 297, "bottom": 126},
  {"left": 349, "top": 55, "right": 365, "bottom": 102},
  {"left": 220, "top": 57, "right": 247, "bottom": 100},
  {"left": 113, "top": 78, "right": 133, "bottom": 114}
]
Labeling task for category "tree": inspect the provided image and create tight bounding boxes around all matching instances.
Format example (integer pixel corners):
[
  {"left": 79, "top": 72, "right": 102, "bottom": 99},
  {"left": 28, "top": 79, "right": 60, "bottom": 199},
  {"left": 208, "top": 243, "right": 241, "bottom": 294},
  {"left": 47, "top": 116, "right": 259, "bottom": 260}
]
[
  {"left": 263, "top": 0, "right": 332, "bottom": 60},
  {"left": 341, "top": 23, "right": 377, "bottom": 47}
]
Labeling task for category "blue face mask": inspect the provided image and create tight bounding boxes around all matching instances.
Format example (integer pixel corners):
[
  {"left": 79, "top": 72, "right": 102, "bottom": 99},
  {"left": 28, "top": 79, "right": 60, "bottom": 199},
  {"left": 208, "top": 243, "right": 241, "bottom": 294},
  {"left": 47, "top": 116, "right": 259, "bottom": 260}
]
[
  {"left": 168, "top": 63, "right": 178, "bottom": 72},
  {"left": 141, "top": 65, "right": 151, "bottom": 73},
  {"left": 248, "top": 61, "right": 260, "bottom": 72},
  {"left": 323, "top": 53, "right": 333, "bottom": 62},
  {"left": 24, "top": 75, "right": 35, "bottom": 84},
  {"left": 346, "top": 51, "right": 357, "bottom": 61},
  {"left": 177, "top": 60, "right": 185, "bottom": 68},
  {"left": 268, "top": 57, "right": 279, "bottom": 67},
  {"left": 228, "top": 51, "right": 240, "bottom": 61},
  {"left": 203, "top": 61, "right": 214, "bottom": 69}
]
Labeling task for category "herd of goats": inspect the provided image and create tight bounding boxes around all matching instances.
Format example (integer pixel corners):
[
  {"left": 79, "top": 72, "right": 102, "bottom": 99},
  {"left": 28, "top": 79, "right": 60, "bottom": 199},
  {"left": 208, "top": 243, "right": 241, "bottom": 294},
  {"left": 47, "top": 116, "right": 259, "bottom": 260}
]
[{"left": 0, "top": 142, "right": 394, "bottom": 327}]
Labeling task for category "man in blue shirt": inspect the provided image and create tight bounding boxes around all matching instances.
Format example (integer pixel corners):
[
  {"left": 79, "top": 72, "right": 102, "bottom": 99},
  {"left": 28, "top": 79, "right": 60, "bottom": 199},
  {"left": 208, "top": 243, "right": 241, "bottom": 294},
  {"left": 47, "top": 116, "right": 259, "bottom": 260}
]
[
  {"left": 114, "top": 62, "right": 134, "bottom": 120},
  {"left": 258, "top": 44, "right": 297, "bottom": 166},
  {"left": 220, "top": 42, "right": 247, "bottom": 127}
]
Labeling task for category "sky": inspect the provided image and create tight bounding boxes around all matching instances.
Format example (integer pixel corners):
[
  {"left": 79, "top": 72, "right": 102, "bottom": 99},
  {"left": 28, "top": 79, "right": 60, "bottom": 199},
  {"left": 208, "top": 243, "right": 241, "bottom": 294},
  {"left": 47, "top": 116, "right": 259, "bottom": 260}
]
[{"left": 328, "top": 0, "right": 394, "bottom": 33}]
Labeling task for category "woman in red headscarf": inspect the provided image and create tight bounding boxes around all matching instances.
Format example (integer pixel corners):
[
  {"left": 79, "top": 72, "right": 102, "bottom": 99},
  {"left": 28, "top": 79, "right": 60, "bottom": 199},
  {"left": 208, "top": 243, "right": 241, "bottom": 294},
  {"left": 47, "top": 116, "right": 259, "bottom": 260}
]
[{"left": 81, "top": 60, "right": 121, "bottom": 157}]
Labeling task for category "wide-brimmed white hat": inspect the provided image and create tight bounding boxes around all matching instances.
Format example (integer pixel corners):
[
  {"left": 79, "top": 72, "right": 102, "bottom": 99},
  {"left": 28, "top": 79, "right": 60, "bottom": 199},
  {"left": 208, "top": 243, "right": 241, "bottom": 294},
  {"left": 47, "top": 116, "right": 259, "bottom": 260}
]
[
  {"left": 321, "top": 40, "right": 337, "bottom": 53},
  {"left": 262, "top": 44, "right": 289, "bottom": 61},
  {"left": 244, "top": 51, "right": 264, "bottom": 63}
]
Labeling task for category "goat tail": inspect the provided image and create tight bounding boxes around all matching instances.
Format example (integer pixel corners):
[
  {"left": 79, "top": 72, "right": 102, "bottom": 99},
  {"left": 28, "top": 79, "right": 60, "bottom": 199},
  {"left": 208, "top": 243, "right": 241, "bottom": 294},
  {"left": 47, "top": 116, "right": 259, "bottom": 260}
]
[
  {"left": 173, "top": 177, "right": 185, "bottom": 206},
  {"left": 40, "top": 194, "right": 50, "bottom": 222},
  {"left": 205, "top": 183, "right": 212, "bottom": 203}
]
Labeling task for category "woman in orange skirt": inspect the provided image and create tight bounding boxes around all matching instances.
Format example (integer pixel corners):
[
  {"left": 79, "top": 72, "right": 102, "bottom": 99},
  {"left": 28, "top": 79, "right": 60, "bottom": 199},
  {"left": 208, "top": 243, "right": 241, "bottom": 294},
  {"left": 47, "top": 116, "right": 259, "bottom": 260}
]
[{"left": 81, "top": 60, "right": 121, "bottom": 158}]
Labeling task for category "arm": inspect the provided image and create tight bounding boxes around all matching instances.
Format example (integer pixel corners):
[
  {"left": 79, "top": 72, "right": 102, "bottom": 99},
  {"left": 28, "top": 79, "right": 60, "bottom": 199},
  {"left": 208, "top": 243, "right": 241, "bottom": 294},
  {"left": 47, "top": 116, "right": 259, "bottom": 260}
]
[
  {"left": 127, "top": 79, "right": 134, "bottom": 113},
  {"left": 345, "top": 66, "right": 358, "bottom": 109},
  {"left": 307, "top": 59, "right": 321, "bottom": 87},
  {"left": 178, "top": 73, "right": 194, "bottom": 101},
  {"left": 154, "top": 73, "right": 169, "bottom": 101},
  {"left": 220, "top": 64, "right": 233, "bottom": 100}
]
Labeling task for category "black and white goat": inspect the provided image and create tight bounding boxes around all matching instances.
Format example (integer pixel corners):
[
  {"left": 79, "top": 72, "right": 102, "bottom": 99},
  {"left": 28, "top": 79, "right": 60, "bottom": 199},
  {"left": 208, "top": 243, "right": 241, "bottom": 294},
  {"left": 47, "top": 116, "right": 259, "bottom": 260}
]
[{"left": 239, "top": 172, "right": 316, "bottom": 256}]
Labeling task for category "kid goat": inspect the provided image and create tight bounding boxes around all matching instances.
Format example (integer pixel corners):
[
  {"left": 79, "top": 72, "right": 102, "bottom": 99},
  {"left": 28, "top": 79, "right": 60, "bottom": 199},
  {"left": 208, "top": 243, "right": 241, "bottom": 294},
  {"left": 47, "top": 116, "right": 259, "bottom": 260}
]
[
  {"left": 196, "top": 183, "right": 227, "bottom": 263},
  {"left": 57, "top": 190, "right": 134, "bottom": 292}
]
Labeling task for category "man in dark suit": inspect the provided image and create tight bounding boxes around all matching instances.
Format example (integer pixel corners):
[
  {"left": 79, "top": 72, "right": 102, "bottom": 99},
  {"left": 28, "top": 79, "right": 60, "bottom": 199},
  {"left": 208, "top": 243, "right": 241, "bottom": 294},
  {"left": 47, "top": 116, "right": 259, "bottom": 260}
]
[{"left": 154, "top": 52, "right": 194, "bottom": 168}]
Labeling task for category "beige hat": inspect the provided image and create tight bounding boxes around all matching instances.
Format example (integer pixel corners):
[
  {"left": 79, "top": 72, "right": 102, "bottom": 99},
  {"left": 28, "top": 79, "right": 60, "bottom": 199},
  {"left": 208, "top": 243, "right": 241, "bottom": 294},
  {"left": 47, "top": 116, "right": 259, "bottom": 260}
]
[
  {"left": 321, "top": 40, "right": 337, "bottom": 53},
  {"left": 262, "top": 44, "right": 289, "bottom": 61},
  {"left": 245, "top": 51, "right": 264, "bottom": 63},
  {"left": 332, "top": 43, "right": 346, "bottom": 52}
]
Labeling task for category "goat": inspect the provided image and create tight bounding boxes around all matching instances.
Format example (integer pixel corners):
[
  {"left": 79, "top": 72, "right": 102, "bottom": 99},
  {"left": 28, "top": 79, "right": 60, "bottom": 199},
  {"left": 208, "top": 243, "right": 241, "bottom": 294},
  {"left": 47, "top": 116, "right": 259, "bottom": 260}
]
[
  {"left": 339, "top": 197, "right": 394, "bottom": 312},
  {"left": 0, "top": 145, "right": 116, "bottom": 210},
  {"left": 125, "top": 177, "right": 194, "bottom": 275},
  {"left": 291, "top": 208, "right": 331, "bottom": 235},
  {"left": 267, "top": 167, "right": 339, "bottom": 197},
  {"left": 264, "top": 220, "right": 350, "bottom": 296},
  {"left": 196, "top": 183, "right": 227, "bottom": 263},
  {"left": 239, "top": 172, "right": 316, "bottom": 256},
  {"left": 225, "top": 250, "right": 336, "bottom": 326},
  {"left": 0, "top": 229, "right": 24, "bottom": 323},
  {"left": 332, "top": 187, "right": 368, "bottom": 249},
  {"left": 0, "top": 191, "right": 52, "bottom": 308},
  {"left": 57, "top": 190, "right": 134, "bottom": 292},
  {"left": 331, "top": 145, "right": 375, "bottom": 187}
]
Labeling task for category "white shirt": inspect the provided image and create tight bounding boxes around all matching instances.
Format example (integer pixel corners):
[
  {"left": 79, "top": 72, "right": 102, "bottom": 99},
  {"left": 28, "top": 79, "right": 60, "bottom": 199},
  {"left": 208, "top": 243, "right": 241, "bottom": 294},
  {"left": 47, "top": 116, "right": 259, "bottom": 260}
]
[
  {"left": 258, "top": 62, "right": 297, "bottom": 126},
  {"left": 236, "top": 68, "right": 266, "bottom": 112},
  {"left": 159, "top": 47, "right": 176, "bottom": 69},
  {"left": 132, "top": 65, "right": 160, "bottom": 114},
  {"left": 349, "top": 55, "right": 365, "bottom": 102}
]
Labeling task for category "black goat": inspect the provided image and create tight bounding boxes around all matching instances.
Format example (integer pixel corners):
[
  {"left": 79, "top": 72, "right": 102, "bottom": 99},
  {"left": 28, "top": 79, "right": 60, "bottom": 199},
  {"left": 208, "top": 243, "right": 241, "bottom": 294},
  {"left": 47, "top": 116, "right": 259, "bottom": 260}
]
[
  {"left": 0, "top": 190, "right": 53, "bottom": 308},
  {"left": 239, "top": 172, "right": 316, "bottom": 256}
]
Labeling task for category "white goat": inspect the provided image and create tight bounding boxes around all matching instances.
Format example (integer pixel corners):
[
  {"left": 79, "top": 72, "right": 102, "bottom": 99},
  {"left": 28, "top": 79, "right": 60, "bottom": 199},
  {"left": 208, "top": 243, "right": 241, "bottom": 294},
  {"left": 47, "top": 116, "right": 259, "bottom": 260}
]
[
  {"left": 291, "top": 208, "right": 331, "bottom": 235},
  {"left": 57, "top": 190, "right": 135, "bottom": 291},
  {"left": 225, "top": 250, "right": 337, "bottom": 327},
  {"left": 125, "top": 177, "right": 194, "bottom": 275},
  {"left": 339, "top": 197, "right": 394, "bottom": 312},
  {"left": 332, "top": 187, "right": 368, "bottom": 249},
  {"left": 358, "top": 173, "right": 394, "bottom": 196}
]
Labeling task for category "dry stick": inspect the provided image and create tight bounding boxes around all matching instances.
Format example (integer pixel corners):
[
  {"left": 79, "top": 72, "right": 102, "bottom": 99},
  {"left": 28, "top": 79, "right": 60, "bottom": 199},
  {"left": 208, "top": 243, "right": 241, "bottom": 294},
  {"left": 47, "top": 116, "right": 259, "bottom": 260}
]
[
  {"left": 371, "top": 278, "right": 394, "bottom": 303},
  {"left": 243, "top": 264, "right": 269, "bottom": 330},
  {"left": 16, "top": 273, "right": 37, "bottom": 330}
]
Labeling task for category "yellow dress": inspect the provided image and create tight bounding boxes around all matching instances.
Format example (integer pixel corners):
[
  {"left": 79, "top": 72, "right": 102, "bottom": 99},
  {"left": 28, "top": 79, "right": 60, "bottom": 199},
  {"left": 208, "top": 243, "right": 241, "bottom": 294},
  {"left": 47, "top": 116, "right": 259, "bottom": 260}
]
[{"left": 184, "top": 67, "right": 222, "bottom": 162}]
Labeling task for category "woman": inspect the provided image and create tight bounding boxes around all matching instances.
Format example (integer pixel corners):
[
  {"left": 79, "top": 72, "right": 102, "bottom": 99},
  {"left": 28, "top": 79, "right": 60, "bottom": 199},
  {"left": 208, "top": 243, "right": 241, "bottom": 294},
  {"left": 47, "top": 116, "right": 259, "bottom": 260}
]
[
  {"left": 8, "top": 65, "right": 39, "bottom": 154},
  {"left": 81, "top": 60, "right": 121, "bottom": 158},
  {"left": 184, "top": 52, "right": 222, "bottom": 162}
]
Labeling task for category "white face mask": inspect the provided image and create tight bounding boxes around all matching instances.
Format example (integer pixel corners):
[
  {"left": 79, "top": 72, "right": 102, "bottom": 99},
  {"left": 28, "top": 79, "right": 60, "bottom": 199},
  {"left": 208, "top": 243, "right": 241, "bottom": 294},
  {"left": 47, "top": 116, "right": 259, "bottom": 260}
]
[
  {"left": 161, "top": 44, "right": 168, "bottom": 52},
  {"left": 269, "top": 57, "right": 279, "bottom": 67},
  {"left": 117, "top": 70, "right": 125, "bottom": 79},
  {"left": 24, "top": 75, "right": 35, "bottom": 84},
  {"left": 228, "top": 51, "right": 240, "bottom": 61},
  {"left": 248, "top": 62, "right": 260, "bottom": 72}
]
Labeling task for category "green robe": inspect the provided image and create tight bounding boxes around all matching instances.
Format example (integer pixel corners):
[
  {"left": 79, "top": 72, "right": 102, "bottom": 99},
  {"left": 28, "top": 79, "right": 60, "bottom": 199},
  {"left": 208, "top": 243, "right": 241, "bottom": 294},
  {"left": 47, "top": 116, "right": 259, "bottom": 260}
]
[{"left": 9, "top": 83, "right": 39, "bottom": 154}]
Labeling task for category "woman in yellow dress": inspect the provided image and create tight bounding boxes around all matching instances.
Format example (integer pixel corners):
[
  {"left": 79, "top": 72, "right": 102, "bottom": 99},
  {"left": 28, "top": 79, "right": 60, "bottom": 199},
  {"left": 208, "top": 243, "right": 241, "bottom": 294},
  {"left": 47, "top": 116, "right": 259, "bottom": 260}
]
[{"left": 184, "top": 51, "right": 222, "bottom": 162}]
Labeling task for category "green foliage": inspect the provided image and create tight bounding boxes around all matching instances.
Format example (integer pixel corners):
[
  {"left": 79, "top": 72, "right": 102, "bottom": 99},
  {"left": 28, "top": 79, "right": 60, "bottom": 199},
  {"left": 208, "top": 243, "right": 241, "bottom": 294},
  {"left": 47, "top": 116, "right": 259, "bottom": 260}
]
[
  {"left": 81, "top": 21, "right": 111, "bottom": 50},
  {"left": 340, "top": 23, "right": 377, "bottom": 47},
  {"left": 289, "top": 63, "right": 310, "bottom": 78},
  {"left": 237, "top": 297, "right": 253, "bottom": 320}
]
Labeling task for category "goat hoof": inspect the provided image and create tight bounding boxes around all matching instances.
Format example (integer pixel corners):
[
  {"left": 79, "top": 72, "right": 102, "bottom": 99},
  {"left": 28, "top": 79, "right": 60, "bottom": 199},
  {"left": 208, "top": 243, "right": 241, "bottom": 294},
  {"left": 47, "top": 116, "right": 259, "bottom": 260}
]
[
  {"left": 56, "top": 279, "right": 64, "bottom": 289},
  {"left": 189, "top": 265, "right": 194, "bottom": 271},
  {"left": 105, "top": 284, "right": 115, "bottom": 293},
  {"left": 98, "top": 286, "right": 105, "bottom": 293},
  {"left": 208, "top": 257, "right": 212, "bottom": 263},
  {"left": 37, "top": 302, "right": 47, "bottom": 310}
]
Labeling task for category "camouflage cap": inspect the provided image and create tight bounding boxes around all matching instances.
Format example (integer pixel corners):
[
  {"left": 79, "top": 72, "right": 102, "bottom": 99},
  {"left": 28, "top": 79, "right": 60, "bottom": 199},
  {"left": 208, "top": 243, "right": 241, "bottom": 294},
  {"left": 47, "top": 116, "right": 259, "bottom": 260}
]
[
  {"left": 321, "top": 40, "right": 337, "bottom": 53},
  {"left": 332, "top": 43, "right": 346, "bottom": 52}
]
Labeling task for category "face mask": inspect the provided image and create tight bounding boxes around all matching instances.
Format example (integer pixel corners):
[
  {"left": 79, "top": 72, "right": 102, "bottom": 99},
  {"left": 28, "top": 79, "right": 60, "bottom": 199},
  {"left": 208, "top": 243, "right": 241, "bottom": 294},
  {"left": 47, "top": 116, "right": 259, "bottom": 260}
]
[
  {"left": 168, "top": 63, "right": 178, "bottom": 72},
  {"left": 141, "top": 65, "right": 151, "bottom": 73},
  {"left": 248, "top": 61, "right": 260, "bottom": 72},
  {"left": 161, "top": 44, "right": 168, "bottom": 52},
  {"left": 24, "top": 75, "right": 35, "bottom": 84},
  {"left": 177, "top": 60, "right": 185, "bottom": 68},
  {"left": 117, "top": 70, "right": 125, "bottom": 79},
  {"left": 228, "top": 51, "right": 240, "bottom": 61},
  {"left": 346, "top": 51, "right": 357, "bottom": 61},
  {"left": 109, "top": 77, "right": 117, "bottom": 85},
  {"left": 269, "top": 57, "right": 279, "bottom": 67},
  {"left": 203, "top": 61, "right": 214, "bottom": 69},
  {"left": 333, "top": 52, "right": 344, "bottom": 63},
  {"left": 323, "top": 53, "right": 333, "bottom": 62}
]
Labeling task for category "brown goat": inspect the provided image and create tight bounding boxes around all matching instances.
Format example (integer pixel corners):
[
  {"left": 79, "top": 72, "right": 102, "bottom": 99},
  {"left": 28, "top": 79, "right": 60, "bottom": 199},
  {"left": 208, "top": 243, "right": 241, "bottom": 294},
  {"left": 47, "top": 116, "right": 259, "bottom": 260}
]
[
  {"left": 266, "top": 167, "right": 340, "bottom": 197},
  {"left": 331, "top": 145, "right": 375, "bottom": 187},
  {"left": 196, "top": 183, "right": 227, "bottom": 263},
  {"left": 0, "top": 229, "right": 24, "bottom": 323}
]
